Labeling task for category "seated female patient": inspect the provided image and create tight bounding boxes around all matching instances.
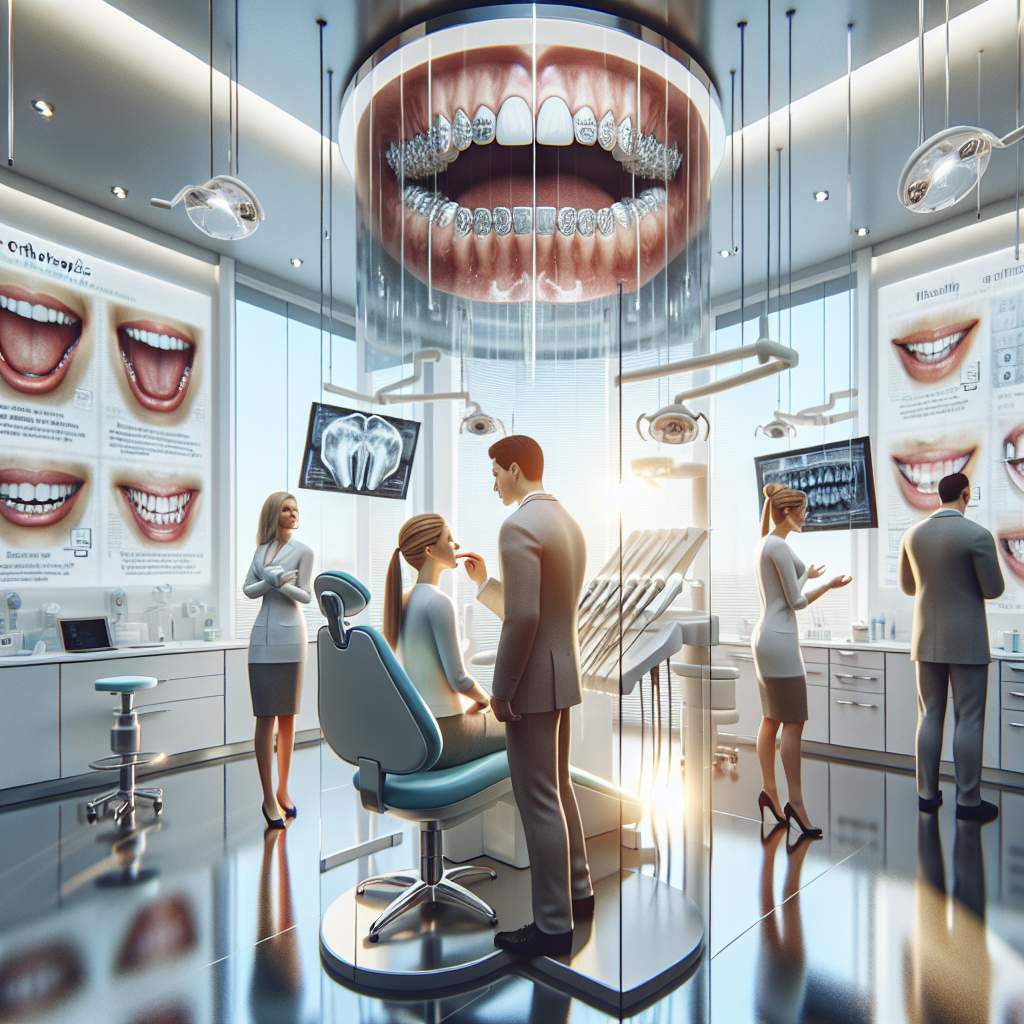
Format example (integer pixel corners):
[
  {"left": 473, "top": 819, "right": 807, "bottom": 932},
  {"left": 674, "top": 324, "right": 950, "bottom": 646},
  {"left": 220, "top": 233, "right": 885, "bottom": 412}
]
[{"left": 382, "top": 514, "right": 506, "bottom": 770}]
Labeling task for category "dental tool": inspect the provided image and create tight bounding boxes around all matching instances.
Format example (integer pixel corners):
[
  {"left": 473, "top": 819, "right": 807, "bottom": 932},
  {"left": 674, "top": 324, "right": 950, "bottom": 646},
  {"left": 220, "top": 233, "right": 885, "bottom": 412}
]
[
  {"left": 578, "top": 531, "right": 666, "bottom": 627},
  {"left": 579, "top": 531, "right": 642, "bottom": 612}
]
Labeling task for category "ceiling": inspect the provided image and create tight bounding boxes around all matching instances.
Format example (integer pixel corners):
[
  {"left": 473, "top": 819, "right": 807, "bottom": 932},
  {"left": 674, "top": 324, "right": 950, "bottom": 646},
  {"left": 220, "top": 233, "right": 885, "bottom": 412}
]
[{"left": 0, "top": 0, "right": 1017, "bottom": 312}]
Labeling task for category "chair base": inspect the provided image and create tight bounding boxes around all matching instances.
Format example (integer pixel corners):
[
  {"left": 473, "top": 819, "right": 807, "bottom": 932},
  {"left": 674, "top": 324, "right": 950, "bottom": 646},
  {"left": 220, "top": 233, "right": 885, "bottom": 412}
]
[
  {"left": 85, "top": 785, "right": 163, "bottom": 825},
  {"left": 357, "top": 822, "right": 497, "bottom": 942}
]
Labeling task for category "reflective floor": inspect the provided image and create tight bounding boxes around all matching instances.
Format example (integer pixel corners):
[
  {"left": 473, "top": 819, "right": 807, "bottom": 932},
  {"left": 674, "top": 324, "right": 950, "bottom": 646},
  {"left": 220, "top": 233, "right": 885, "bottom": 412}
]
[{"left": 1, "top": 738, "right": 1022, "bottom": 1022}]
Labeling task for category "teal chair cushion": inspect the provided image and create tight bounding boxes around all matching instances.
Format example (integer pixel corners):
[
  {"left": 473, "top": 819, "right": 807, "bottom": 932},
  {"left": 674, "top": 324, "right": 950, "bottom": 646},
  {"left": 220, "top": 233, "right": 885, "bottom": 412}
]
[
  {"left": 353, "top": 750, "right": 511, "bottom": 811},
  {"left": 96, "top": 675, "right": 158, "bottom": 692},
  {"left": 352, "top": 625, "right": 443, "bottom": 771}
]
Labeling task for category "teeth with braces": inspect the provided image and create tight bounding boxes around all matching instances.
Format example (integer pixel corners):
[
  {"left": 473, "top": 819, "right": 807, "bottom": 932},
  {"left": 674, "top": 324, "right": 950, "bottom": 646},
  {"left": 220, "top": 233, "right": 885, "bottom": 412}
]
[
  {"left": 894, "top": 453, "right": 972, "bottom": 493},
  {"left": 401, "top": 185, "right": 668, "bottom": 237},
  {"left": 0, "top": 480, "right": 80, "bottom": 515},
  {"left": 125, "top": 487, "right": 193, "bottom": 525},
  {"left": 384, "top": 101, "right": 683, "bottom": 182},
  {"left": 0, "top": 294, "right": 79, "bottom": 325},
  {"left": 123, "top": 327, "right": 193, "bottom": 352}
]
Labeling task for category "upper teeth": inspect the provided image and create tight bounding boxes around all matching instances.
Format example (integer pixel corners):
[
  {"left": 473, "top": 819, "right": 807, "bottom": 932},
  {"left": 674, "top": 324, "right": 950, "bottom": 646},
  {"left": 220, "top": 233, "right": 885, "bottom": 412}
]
[
  {"left": 386, "top": 99, "right": 682, "bottom": 181},
  {"left": 0, "top": 295, "right": 78, "bottom": 325},
  {"left": 402, "top": 185, "right": 668, "bottom": 237},
  {"left": 321, "top": 413, "right": 402, "bottom": 493},
  {"left": 125, "top": 487, "right": 193, "bottom": 525},
  {"left": 0, "top": 479, "right": 79, "bottom": 515},
  {"left": 895, "top": 453, "right": 971, "bottom": 492},
  {"left": 902, "top": 333, "right": 962, "bottom": 363},
  {"left": 1005, "top": 537, "right": 1024, "bottom": 562},
  {"left": 123, "top": 327, "right": 192, "bottom": 352}
]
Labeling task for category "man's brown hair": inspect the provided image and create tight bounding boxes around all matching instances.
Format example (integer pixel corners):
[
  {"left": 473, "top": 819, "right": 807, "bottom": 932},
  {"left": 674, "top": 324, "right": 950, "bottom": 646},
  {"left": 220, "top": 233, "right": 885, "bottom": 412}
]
[{"left": 488, "top": 434, "right": 544, "bottom": 481}]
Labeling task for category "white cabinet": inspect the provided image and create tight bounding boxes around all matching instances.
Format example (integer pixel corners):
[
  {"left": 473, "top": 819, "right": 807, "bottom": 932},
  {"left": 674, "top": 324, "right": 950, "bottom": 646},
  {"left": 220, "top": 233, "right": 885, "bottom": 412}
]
[
  {"left": 297, "top": 640, "right": 320, "bottom": 733},
  {"left": 0, "top": 664, "right": 60, "bottom": 788},
  {"left": 830, "top": 687, "right": 885, "bottom": 751},
  {"left": 805, "top": 685, "right": 829, "bottom": 743},
  {"left": 1003, "top": 713, "right": 1024, "bottom": 773},
  {"left": 715, "top": 646, "right": 760, "bottom": 742}
]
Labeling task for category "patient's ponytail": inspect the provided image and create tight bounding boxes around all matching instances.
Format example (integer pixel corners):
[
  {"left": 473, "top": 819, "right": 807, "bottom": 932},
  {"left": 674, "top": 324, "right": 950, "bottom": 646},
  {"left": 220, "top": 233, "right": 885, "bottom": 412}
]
[{"left": 382, "top": 513, "right": 447, "bottom": 650}]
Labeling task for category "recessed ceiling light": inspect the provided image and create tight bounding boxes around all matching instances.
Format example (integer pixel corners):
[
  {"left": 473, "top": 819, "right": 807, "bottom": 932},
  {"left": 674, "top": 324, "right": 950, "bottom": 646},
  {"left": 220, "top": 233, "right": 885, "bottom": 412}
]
[
  {"left": 813, "top": 190, "right": 830, "bottom": 202},
  {"left": 30, "top": 98, "right": 55, "bottom": 119},
  {"left": 854, "top": 225, "right": 870, "bottom": 237},
  {"left": 110, "top": 185, "right": 129, "bottom": 200},
  {"left": 290, "top": 257, "right": 303, "bottom": 268}
]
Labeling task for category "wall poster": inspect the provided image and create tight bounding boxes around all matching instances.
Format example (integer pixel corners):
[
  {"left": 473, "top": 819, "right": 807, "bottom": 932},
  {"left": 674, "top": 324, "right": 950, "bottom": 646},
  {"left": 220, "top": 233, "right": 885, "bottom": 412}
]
[
  {"left": 0, "top": 221, "right": 212, "bottom": 587},
  {"left": 876, "top": 245, "right": 1024, "bottom": 611}
]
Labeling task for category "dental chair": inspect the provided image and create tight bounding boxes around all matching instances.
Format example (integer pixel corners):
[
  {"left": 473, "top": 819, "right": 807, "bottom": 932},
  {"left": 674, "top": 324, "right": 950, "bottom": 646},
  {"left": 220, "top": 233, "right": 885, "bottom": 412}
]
[{"left": 316, "top": 570, "right": 642, "bottom": 945}]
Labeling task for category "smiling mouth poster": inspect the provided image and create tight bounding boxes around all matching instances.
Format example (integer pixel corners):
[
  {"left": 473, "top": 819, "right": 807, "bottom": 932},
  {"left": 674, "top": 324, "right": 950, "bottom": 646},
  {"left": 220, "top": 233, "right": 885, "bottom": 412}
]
[
  {"left": 876, "top": 243, "right": 1024, "bottom": 611},
  {"left": 0, "top": 220, "right": 212, "bottom": 587}
]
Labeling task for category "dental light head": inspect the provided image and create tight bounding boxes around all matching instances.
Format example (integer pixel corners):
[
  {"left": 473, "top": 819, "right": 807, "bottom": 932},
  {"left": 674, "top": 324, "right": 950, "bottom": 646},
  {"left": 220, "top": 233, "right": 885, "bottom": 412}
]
[
  {"left": 755, "top": 419, "right": 796, "bottom": 440},
  {"left": 150, "top": 175, "right": 265, "bottom": 240},
  {"left": 460, "top": 402, "right": 505, "bottom": 437},
  {"left": 636, "top": 402, "right": 709, "bottom": 445},
  {"left": 897, "top": 123, "right": 1024, "bottom": 214}
]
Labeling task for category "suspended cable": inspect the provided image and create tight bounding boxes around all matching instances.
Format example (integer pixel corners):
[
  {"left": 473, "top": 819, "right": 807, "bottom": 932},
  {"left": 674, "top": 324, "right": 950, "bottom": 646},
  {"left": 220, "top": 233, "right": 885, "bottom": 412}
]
[
  {"left": 765, "top": 0, "right": 771, "bottom": 323},
  {"left": 917, "top": 0, "right": 925, "bottom": 146},
  {"left": 944, "top": 0, "right": 951, "bottom": 129},
  {"left": 847, "top": 23, "right": 855, "bottom": 407},
  {"left": 318, "top": 18, "right": 326, "bottom": 362},
  {"left": 328, "top": 66, "right": 335, "bottom": 382},
  {"left": 738, "top": 19, "right": 747, "bottom": 341},
  {"left": 1017, "top": 0, "right": 1022, "bottom": 260},
  {"left": 729, "top": 68, "right": 737, "bottom": 253},
  {"left": 6, "top": 0, "right": 13, "bottom": 167},
  {"left": 787, "top": 8, "right": 794, "bottom": 414},
  {"left": 209, "top": 0, "right": 214, "bottom": 178},
  {"left": 977, "top": 49, "right": 984, "bottom": 220},
  {"left": 234, "top": 0, "right": 239, "bottom": 173}
]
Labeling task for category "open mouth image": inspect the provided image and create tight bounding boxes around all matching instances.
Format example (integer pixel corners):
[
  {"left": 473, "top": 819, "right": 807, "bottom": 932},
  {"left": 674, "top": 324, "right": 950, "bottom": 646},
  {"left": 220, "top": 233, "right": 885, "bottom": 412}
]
[
  {"left": 116, "top": 894, "right": 197, "bottom": 974},
  {"left": 115, "top": 317, "right": 196, "bottom": 414},
  {"left": 0, "top": 282, "right": 84, "bottom": 395},
  {"left": 357, "top": 44, "right": 708, "bottom": 303},
  {"left": 998, "top": 528, "right": 1024, "bottom": 584},
  {"left": 116, "top": 478, "right": 199, "bottom": 544},
  {"left": 890, "top": 318, "right": 979, "bottom": 385},
  {"left": 1004, "top": 425, "right": 1024, "bottom": 495},
  {"left": 0, "top": 940, "right": 84, "bottom": 1020},
  {"left": 891, "top": 443, "right": 975, "bottom": 512},
  {"left": 0, "top": 468, "right": 86, "bottom": 527}
]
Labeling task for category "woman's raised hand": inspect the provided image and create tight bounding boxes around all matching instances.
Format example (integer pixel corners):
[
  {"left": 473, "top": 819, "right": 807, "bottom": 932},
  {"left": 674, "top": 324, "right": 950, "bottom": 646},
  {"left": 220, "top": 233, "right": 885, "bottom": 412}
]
[
  {"left": 808, "top": 563, "right": 826, "bottom": 579},
  {"left": 829, "top": 574, "right": 853, "bottom": 590}
]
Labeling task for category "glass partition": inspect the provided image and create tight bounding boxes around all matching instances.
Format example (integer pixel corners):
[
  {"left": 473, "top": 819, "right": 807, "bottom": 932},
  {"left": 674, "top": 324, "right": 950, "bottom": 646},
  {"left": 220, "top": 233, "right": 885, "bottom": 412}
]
[{"left": 318, "top": 6, "right": 723, "bottom": 1015}]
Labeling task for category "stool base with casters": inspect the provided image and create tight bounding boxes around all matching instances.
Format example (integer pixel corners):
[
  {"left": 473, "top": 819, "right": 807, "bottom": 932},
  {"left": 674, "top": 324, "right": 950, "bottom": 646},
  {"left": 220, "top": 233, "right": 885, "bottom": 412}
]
[
  {"left": 84, "top": 676, "right": 167, "bottom": 826},
  {"left": 85, "top": 752, "right": 166, "bottom": 825}
]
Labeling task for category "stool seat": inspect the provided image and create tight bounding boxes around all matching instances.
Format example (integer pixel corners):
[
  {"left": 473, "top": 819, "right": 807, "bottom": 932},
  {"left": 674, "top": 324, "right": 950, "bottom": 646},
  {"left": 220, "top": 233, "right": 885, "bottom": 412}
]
[{"left": 95, "top": 675, "right": 158, "bottom": 693}]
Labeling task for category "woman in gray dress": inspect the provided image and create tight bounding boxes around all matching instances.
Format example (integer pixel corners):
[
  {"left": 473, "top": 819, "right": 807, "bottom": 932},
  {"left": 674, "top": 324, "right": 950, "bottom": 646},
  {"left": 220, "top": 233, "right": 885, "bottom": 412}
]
[
  {"left": 244, "top": 492, "right": 314, "bottom": 829},
  {"left": 753, "top": 483, "right": 850, "bottom": 839}
]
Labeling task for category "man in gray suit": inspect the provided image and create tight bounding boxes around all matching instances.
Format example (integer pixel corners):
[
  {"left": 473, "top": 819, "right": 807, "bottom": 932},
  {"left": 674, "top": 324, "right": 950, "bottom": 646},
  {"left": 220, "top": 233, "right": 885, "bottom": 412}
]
[
  {"left": 463, "top": 434, "right": 594, "bottom": 957},
  {"left": 899, "top": 472, "right": 1004, "bottom": 823}
]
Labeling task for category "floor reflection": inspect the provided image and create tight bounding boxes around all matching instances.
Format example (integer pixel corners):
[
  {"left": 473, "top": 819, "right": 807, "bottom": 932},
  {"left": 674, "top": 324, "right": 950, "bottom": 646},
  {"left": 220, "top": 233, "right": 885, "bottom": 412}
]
[{"left": 0, "top": 740, "right": 1022, "bottom": 1022}]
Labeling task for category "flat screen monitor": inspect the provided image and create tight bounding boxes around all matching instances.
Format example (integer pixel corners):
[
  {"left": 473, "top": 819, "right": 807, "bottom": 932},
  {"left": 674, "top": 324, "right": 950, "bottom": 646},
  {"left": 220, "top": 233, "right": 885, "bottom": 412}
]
[
  {"left": 754, "top": 435, "right": 878, "bottom": 532},
  {"left": 299, "top": 402, "right": 421, "bottom": 500},
  {"left": 59, "top": 617, "right": 115, "bottom": 653}
]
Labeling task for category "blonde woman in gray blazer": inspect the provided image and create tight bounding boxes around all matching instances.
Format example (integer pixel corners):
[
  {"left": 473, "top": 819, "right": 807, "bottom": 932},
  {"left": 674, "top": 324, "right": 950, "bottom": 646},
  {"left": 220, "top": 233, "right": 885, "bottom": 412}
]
[
  {"left": 464, "top": 434, "right": 593, "bottom": 960},
  {"left": 899, "top": 472, "right": 1004, "bottom": 822},
  {"left": 244, "top": 491, "right": 314, "bottom": 829}
]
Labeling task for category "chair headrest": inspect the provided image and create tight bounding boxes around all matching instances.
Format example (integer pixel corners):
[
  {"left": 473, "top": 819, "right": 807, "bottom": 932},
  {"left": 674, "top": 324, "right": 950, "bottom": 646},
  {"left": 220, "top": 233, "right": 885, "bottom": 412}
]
[{"left": 315, "top": 571, "right": 370, "bottom": 618}]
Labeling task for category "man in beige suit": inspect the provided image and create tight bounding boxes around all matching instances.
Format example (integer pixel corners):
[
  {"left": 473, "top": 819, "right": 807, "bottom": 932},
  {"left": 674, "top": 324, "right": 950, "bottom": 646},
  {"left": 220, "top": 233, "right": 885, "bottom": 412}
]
[
  {"left": 899, "top": 472, "right": 1004, "bottom": 823},
  {"left": 463, "top": 434, "right": 594, "bottom": 957}
]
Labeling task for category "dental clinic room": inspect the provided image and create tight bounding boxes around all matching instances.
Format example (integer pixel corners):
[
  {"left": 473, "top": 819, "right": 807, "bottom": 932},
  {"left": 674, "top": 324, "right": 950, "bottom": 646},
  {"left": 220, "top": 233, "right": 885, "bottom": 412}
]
[{"left": 5, "top": 0, "right": 1024, "bottom": 1021}]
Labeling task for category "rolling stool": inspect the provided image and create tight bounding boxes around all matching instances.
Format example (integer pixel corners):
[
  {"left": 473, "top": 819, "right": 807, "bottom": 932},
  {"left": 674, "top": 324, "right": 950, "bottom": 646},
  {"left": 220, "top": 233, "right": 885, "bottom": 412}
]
[{"left": 85, "top": 676, "right": 166, "bottom": 825}]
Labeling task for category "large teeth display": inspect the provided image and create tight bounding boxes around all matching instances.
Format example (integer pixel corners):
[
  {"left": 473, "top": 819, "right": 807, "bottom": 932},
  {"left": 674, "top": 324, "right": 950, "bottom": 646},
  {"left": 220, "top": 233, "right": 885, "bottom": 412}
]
[
  {"left": 321, "top": 413, "right": 403, "bottom": 493},
  {"left": 902, "top": 333, "right": 963, "bottom": 363},
  {"left": 0, "top": 480, "right": 80, "bottom": 515},
  {"left": 1004, "top": 537, "right": 1024, "bottom": 562},
  {"left": 894, "top": 453, "right": 971, "bottom": 493},
  {"left": 384, "top": 102, "right": 682, "bottom": 182},
  {"left": 123, "top": 327, "right": 192, "bottom": 352},
  {"left": 770, "top": 465, "right": 861, "bottom": 511},
  {"left": 0, "top": 294, "right": 79, "bottom": 325},
  {"left": 401, "top": 185, "right": 668, "bottom": 236},
  {"left": 125, "top": 487, "right": 193, "bottom": 525}
]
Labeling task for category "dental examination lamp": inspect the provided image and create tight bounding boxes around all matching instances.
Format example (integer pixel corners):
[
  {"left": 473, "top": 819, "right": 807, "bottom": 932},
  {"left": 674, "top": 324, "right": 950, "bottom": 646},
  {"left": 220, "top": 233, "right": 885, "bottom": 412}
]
[
  {"left": 754, "top": 418, "right": 796, "bottom": 439},
  {"left": 774, "top": 388, "right": 858, "bottom": 428},
  {"left": 150, "top": 175, "right": 265, "bottom": 240},
  {"left": 619, "top": 315, "right": 798, "bottom": 442},
  {"left": 898, "top": 123, "right": 1024, "bottom": 214},
  {"left": 325, "top": 348, "right": 504, "bottom": 431}
]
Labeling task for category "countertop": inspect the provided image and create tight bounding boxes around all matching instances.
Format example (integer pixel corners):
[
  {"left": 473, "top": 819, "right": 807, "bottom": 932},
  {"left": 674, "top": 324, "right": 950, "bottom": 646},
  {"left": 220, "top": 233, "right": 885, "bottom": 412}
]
[
  {"left": 718, "top": 635, "right": 1024, "bottom": 661},
  {"left": 0, "top": 638, "right": 250, "bottom": 668}
]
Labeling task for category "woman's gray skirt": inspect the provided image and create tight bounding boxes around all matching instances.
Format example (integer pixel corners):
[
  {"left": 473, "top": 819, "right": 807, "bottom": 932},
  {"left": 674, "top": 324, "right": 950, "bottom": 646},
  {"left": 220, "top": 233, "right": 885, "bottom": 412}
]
[{"left": 249, "top": 661, "right": 303, "bottom": 717}]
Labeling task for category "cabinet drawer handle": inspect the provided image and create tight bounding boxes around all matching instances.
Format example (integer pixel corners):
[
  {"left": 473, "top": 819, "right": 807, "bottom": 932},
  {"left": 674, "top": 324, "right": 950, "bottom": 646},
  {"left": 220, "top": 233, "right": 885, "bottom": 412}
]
[
  {"left": 135, "top": 708, "right": 170, "bottom": 717},
  {"left": 729, "top": 653, "right": 755, "bottom": 661},
  {"left": 835, "top": 699, "right": 878, "bottom": 709},
  {"left": 1007, "top": 665, "right": 1024, "bottom": 672},
  {"left": 1009, "top": 722, "right": 1024, "bottom": 729},
  {"left": 834, "top": 673, "right": 879, "bottom": 682},
  {"left": 836, "top": 650, "right": 858, "bottom": 657},
  {"left": 1009, "top": 691, "right": 1024, "bottom": 699}
]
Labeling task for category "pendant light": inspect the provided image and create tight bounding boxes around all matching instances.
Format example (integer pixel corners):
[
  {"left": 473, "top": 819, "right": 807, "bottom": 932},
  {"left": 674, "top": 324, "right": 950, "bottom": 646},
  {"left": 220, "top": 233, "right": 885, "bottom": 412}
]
[{"left": 151, "top": 0, "right": 264, "bottom": 240}]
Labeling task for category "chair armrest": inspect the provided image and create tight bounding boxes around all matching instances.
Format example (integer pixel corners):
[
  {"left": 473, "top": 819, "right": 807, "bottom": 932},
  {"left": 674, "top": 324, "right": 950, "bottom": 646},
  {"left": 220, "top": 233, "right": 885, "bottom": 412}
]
[{"left": 357, "top": 757, "right": 385, "bottom": 813}]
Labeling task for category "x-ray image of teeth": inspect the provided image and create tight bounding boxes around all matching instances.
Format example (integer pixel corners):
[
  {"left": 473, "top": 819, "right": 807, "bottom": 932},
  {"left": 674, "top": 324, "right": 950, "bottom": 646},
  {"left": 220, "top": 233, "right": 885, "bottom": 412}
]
[
  {"left": 299, "top": 402, "right": 421, "bottom": 501},
  {"left": 754, "top": 436, "right": 878, "bottom": 533}
]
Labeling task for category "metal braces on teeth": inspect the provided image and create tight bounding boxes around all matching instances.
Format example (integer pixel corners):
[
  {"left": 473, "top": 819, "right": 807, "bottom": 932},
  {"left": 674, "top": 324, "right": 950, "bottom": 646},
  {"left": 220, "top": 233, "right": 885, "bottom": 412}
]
[
  {"left": 401, "top": 185, "right": 668, "bottom": 237},
  {"left": 385, "top": 106, "right": 683, "bottom": 183}
]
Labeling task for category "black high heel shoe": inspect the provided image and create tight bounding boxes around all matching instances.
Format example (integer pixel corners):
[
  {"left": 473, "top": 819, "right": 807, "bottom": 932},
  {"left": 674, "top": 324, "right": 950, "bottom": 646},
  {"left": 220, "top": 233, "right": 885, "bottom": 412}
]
[
  {"left": 262, "top": 804, "right": 286, "bottom": 830},
  {"left": 283, "top": 804, "right": 297, "bottom": 819},
  {"left": 784, "top": 802, "right": 822, "bottom": 839},
  {"left": 758, "top": 790, "right": 785, "bottom": 827}
]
